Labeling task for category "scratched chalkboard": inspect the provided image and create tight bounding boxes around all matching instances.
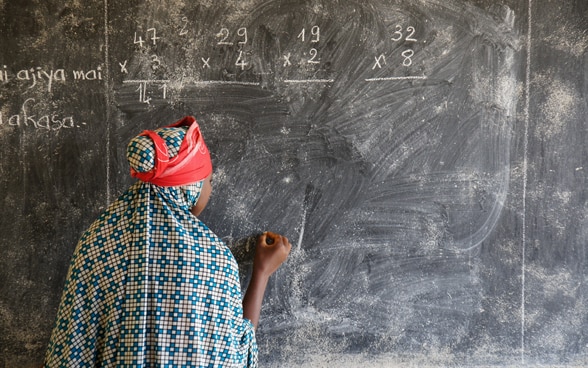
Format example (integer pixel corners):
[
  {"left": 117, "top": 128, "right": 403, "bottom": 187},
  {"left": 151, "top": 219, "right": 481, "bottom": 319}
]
[{"left": 2, "top": 0, "right": 588, "bottom": 367}]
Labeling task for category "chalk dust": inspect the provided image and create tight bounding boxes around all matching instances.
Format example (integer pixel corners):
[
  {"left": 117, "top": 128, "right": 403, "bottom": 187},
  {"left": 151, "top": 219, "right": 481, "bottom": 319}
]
[
  {"left": 269, "top": 349, "right": 457, "bottom": 368},
  {"left": 534, "top": 74, "right": 580, "bottom": 139},
  {"left": 543, "top": 23, "right": 588, "bottom": 58},
  {"left": 524, "top": 265, "right": 585, "bottom": 354}
]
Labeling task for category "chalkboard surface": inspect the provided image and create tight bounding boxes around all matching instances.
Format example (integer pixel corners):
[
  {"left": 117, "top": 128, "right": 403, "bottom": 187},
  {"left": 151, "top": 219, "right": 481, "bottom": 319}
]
[{"left": 1, "top": 0, "right": 587, "bottom": 366}]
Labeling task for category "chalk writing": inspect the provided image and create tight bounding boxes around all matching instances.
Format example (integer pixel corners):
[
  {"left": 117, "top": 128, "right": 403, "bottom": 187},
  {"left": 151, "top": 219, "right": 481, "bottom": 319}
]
[
  {"left": 119, "top": 60, "right": 128, "bottom": 74},
  {"left": 391, "top": 25, "right": 418, "bottom": 42},
  {"left": 112, "top": 18, "right": 426, "bottom": 93},
  {"left": 0, "top": 98, "right": 85, "bottom": 131},
  {"left": 150, "top": 55, "right": 162, "bottom": 71},
  {"left": 235, "top": 50, "right": 248, "bottom": 70},
  {"left": 371, "top": 49, "right": 415, "bottom": 69},
  {"left": 401, "top": 49, "right": 414, "bottom": 66},
  {"left": 118, "top": 21, "right": 256, "bottom": 97},
  {"left": 276, "top": 23, "right": 335, "bottom": 85},
  {"left": 297, "top": 26, "right": 320, "bottom": 43},
  {"left": 122, "top": 80, "right": 170, "bottom": 104},
  {"left": 367, "top": 24, "right": 424, "bottom": 81},
  {"left": 282, "top": 53, "right": 291, "bottom": 67},
  {"left": 0, "top": 65, "right": 8, "bottom": 82},
  {"left": 0, "top": 66, "right": 105, "bottom": 92},
  {"left": 216, "top": 27, "right": 248, "bottom": 46},
  {"left": 307, "top": 48, "right": 320, "bottom": 64},
  {"left": 291, "top": 25, "right": 322, "bottom": 65},
  {"left": 134, "top": 28, "right": 160, "bottom": 48},
  {"left": 373, "top": 54, "right": 387, "bottom": 69},
  {"left": 15, "top": 68, "right": 65, "bottom": 92},
  {"left": 179, "top": 17, "right": 189, "bottom": 36},
  {"left": 72, "top": 67, "right": 103, "bottom": 80}
]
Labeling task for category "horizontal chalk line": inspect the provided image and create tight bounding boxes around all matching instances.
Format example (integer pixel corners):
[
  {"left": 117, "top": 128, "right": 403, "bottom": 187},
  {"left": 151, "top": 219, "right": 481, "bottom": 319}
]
[
  {"left": 123, "top": 80, "right": 261, "bottom": 86},
  {"left": 365, "top": 76, "right": 428, "bottom": 82},
  {"left": 284, "top": 79, "right": 335, "bottom": 83},
  {"left": 190, "top": 81, "right": 261, "bottom": 86},
  {"left": 123, "top": 80, "right": 170, "bottom": 83}
]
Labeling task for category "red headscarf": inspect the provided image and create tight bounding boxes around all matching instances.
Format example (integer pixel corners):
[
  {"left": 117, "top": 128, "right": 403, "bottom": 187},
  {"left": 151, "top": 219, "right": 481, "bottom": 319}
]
[{"left": 130, "top": 116, "right": 213, "bottom": 187}]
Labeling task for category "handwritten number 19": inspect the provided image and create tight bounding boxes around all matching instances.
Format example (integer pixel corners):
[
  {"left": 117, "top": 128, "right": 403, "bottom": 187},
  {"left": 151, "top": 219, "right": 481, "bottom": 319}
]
[{"left": 297, "top": 26, "right": 320, "bottom": 43}]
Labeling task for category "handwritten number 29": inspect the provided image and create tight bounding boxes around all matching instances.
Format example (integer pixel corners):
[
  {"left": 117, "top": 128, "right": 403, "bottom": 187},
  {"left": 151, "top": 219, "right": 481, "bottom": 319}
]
[{"left": 217, "top": 27, "right": 248, "bottom": 45}]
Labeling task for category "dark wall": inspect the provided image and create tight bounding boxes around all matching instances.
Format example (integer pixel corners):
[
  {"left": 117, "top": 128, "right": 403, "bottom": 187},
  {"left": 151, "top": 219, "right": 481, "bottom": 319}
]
[{"left": 1, "top": 0, "right": 587, "bottom": 366}]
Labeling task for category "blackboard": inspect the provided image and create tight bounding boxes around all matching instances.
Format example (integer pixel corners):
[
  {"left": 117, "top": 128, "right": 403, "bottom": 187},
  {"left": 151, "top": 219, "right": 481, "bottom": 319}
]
[{"left": 1, "top": 0, "right": 587, "bottom": 366}]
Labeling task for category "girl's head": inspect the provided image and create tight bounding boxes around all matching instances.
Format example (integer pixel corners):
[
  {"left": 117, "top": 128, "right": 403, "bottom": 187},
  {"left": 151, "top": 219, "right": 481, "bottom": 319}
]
[
  {"left": 126, "top": 116, "right": 213, "bottom": 187},
  {"left": 126, "top": 116, "right": 214, "bottom": 214}
]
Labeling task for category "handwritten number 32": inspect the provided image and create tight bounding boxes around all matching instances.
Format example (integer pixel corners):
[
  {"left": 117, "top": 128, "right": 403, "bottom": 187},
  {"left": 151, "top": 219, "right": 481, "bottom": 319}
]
[{"left": 391, "top": 25, "right": 417, "bottom": 42}]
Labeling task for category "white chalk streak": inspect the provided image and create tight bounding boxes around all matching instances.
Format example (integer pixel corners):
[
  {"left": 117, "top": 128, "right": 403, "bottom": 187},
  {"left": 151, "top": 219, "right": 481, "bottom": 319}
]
[
  {"left": 104, "top": 0, "right": 111, "bottom": 203},
  {"left": 522, "top": 0, "right": 533, "bottom": 364},
  {"left": 191, "top": 81, "right": 261, "bottom": 86},
  {"left": 284, "top": 79, "right": 335, "bottom": 83},
  {"left": 123, "top": 80, "right": 260, "bottom": 86},
  {"left": 365, "top": 76, "right": 428, "bottom": 82},
  {"left": 297, "top": 208, "right": 306, "bottom": 251},
  {"left": 123, "top": 80, "right": 170, "bottom": 83}
]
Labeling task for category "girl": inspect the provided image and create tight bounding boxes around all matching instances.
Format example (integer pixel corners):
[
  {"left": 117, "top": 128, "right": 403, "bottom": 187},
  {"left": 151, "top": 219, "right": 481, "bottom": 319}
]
[{"left": 44, "top": 116, "right": 291, "bottom": 367}]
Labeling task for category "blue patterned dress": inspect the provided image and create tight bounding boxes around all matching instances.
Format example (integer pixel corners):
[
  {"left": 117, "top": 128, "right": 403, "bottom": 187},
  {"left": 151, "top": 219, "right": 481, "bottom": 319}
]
[{"left": 44, "top": 179, "right": 258, "bottom": 367}]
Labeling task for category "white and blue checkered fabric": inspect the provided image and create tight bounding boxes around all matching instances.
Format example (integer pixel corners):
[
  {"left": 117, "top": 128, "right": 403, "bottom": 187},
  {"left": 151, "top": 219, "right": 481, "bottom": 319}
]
[
  {"left": 127, "top": 127, "right": 186, "bottom": 173},
  {"left": 44, "top": 181, "right": 258, "bottom": 367}
]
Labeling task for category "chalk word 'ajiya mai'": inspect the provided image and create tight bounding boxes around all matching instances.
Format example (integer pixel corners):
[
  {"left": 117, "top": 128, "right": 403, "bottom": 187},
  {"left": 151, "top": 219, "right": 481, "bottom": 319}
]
[
  {"left": 1, "top": 66, "right": 103, "bottom": 92},
  {"left": 0, "top": 98, "right": 84, "bottom": 131}
]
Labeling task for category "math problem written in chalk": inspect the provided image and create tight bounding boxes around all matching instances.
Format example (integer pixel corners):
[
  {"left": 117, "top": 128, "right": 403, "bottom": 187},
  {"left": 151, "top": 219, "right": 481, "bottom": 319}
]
[
  {"left": 367, "top": 23, "right": 428, "bottom": 82},
  {"left": 1, "top": 14, "right": 431, "bottom": 129},
  {"left": 119, "top": 21, "right": 340, "bottom": 103}
]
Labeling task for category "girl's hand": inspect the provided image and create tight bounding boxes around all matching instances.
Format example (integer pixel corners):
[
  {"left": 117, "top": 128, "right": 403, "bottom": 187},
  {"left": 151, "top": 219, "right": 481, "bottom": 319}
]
[{"left": 253, "top": 232, "right": 292, "bottom": 277}]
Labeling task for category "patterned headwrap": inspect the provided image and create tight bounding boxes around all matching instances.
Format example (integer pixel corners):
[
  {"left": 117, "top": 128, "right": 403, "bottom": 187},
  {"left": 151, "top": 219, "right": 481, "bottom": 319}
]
[
  {"left": 44, "top": 117, "right": 257, "bottom": 367},
  {"left": 127, "top": 116, "right": 213, "bottom": 187}
]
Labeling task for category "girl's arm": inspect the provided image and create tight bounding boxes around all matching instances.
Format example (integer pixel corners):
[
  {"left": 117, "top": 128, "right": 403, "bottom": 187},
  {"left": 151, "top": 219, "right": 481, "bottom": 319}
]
[{"left": 242, "top": 232, "right": 291, "bottom": 329}]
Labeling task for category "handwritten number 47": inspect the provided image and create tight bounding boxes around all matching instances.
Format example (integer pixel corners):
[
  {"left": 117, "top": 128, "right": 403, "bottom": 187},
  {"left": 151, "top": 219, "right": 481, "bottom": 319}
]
[{"left": 134, "top": 28, "right": 160, "bottom": 47}]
